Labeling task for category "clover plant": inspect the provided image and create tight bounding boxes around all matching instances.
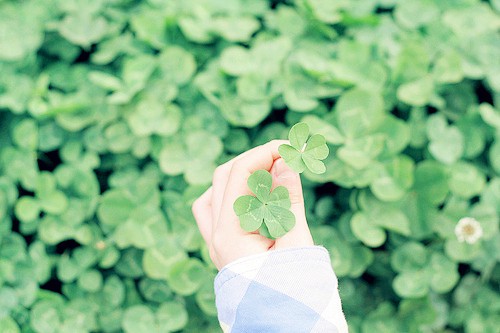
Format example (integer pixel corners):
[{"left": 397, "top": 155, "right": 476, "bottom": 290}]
[
  {"left": 234, "top": 170, "right": 295, "bottom": 239},
  {"left": 279, "top": 122, "right": 330, "bottom": 174}
]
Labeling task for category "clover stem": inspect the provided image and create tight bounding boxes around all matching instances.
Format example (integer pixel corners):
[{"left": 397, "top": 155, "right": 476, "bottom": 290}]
[{"left": 301, "top": 143, "right": 307, "bottom": 152}]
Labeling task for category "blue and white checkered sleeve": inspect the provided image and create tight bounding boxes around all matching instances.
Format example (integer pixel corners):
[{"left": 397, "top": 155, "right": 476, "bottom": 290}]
[{"left": 214, "top": 246, "right": 348, "bottom": 333}]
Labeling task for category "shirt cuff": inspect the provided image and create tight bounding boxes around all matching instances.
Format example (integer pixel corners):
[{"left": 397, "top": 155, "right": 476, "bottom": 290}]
[{"left": 214, "top": 246, "right": 348, "bottom": 333}]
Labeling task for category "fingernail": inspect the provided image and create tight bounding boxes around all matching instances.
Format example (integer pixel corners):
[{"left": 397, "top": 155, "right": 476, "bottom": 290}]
[
  {"left": 274, "top": 159, "right": 296, "bottom": 180},
  {"left": 279, "top": 171, "right": 296, "bottom": 180}
]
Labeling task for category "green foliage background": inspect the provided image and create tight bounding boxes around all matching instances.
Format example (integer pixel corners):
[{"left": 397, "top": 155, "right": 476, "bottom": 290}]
[{"left": 1, "top": 0, "right": 500, "bottom": 332}]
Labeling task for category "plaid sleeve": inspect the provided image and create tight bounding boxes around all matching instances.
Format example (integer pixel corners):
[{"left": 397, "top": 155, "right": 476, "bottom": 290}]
[{"left": 214, "top": 246, "right": 348, "bottom": 333}]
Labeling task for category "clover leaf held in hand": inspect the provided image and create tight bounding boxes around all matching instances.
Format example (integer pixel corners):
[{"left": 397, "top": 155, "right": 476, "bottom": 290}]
[
  {"left": 278, "top": 122, "right": 329, "bottom": 174},
  {"left": 233, "top": 170, "right": 295, "bottom": 239}
]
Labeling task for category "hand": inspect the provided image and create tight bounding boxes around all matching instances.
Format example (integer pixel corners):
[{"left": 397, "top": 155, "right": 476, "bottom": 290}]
[{"left": 192, "top": 140, "right": 314, "bottom": 270}]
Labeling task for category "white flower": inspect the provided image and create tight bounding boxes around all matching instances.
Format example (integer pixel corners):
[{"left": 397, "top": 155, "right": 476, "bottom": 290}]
[{"left": 454, "top": 217, "right": 483, "bottom": 244}]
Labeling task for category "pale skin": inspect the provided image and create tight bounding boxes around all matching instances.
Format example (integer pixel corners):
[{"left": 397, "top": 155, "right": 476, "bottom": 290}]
[{"left": 192, "top": 140, "right": 314, "bottom": 270}]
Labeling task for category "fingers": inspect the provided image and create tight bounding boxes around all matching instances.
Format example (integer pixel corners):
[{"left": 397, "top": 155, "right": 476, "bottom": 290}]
[
  {"left": 212, "top": 161, "right": 233, "bottom": 233},
  {"left": 192, "top": 187, "right": 213, "bottom": 244},
  {"left": 216, "top": 140, "right": 285, "bottom": 233},
  {"left": 270, "top": 158, "right": 314, "bottom": 248},
  {"left": 211, "top": 145, "right": 265, "bottom": 233},
  {"left": 271, "top": 158, "right": 304, "bottom": 209},
  {"left": 231, "top": 140, "right": 286, "bottom": 178},
  {"left": 194, "top": 139, "right": 312, "bottom": 269},
  {"left": 211, "top": 140, "right": 287, "bottom": 229}
]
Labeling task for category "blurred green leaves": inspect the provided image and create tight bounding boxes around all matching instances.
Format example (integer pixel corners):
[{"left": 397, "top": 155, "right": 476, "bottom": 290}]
[
  {"left": 336, "top": 89, "right": 385, "bottom": 138},
  {"left": 0, "top": 0, "right": 499, "bottom": 332},
  {"left": 427, "top": 114, "right": 464, "bottom": 165},
  {"left": 159, "top": 131, "right": 223, "bottom": 185},
  {"left": 122, "top": 303, "right": 188, "bottom": 333},
  {"left": 0, "top": 2, "right": 44, "bottom": 61},
  {"left": 391, "top": 242, "right": 459, "bottom": 298},
  {"left": 127, "top": 100, "right": 182, "bottom": 137}
]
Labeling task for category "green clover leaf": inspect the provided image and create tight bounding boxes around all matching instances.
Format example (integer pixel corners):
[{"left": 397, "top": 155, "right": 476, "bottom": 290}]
[
  {"left": 127, "top": 99, "right": 182, "bottom": 137},
  {"left": 58, "top": 12, "right": 109, "bottom": 49},
  {"left": 0, "top": 316, "right": 20, "bottom": 333},
  {"left": 426, "top": 114, "right": 464, "bottom": 165},
  {"left": 166, "top": 258, "right": 207, "bottom": 296},
  {"left": 0, "top": 3, "right": 43, "bottom": 61},
  {"left": 278, "top": 122, "right": 329, "bottom": 174},
  {"left": 233, "top": 170, "right": 295, "bottom": 239},
  {"left": 159, "top": 131, "right": 223, "bottom": 185},
  {"left": 14, "top": 172, "right": 69, "bottom": 225},
  {"left": 391, "top": 244, "right": 459, "bottom": 298},
  {"left": 122, "top": 303, "right": 188, "bottom": 333}
]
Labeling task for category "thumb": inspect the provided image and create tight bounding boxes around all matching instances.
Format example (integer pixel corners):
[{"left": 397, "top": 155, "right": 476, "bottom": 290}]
[
  {"left": 270, "top": 158, "right": 313, "bottom": 247},
  {"left": 271, "top": 158, "right": 304, "bottom": 211}
]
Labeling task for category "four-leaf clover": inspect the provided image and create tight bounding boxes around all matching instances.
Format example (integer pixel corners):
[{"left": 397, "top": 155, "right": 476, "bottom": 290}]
[
  {"left": 233, "top": 170, "right": 295, "bottom": 238},
  {"left": 278, "top": 122, "right": 329, "bottom": 174}
]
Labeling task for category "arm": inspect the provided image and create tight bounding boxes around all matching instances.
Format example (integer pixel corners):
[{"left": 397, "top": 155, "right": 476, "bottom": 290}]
[{"left": 192, "top": 141, "right": 348, "bottom": 333}]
